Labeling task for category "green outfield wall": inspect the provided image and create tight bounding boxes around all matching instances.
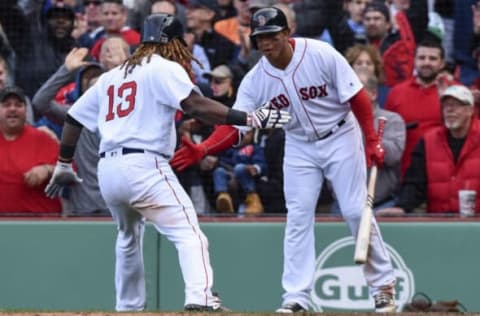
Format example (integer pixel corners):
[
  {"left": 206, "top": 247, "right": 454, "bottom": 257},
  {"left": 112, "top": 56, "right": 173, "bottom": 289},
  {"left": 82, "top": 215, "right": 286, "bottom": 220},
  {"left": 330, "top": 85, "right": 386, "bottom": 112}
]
[{"left": 0, "top": 219, "right": 478, "bottom": 312}]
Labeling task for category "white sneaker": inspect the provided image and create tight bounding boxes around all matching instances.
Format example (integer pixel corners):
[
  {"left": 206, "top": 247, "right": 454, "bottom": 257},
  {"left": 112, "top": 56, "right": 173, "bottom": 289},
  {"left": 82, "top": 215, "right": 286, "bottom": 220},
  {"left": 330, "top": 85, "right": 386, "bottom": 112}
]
[{"left": 374, "top": 291, "right": 396, "bottom": 312}]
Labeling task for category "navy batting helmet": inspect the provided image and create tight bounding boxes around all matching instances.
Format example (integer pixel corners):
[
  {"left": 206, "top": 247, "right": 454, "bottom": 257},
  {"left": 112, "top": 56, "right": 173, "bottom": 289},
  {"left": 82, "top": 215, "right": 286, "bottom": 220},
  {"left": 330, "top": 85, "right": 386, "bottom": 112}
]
[
  {"left": 250, "top": 7, "right": 288, "bottom": 48},
  {"left": 141, "top": 13, "right": 186, "bottom": 45}
]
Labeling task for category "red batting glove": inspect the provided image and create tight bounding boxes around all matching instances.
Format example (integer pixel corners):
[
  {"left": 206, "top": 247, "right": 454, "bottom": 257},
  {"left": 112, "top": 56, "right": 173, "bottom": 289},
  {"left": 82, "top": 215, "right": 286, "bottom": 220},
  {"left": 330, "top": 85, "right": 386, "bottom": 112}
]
[
  {"left": 365, "top": 137, "right": 385, "bottom": 168},
  {"left": 170, "top": 136, "right": 207, "bottom": 172}
]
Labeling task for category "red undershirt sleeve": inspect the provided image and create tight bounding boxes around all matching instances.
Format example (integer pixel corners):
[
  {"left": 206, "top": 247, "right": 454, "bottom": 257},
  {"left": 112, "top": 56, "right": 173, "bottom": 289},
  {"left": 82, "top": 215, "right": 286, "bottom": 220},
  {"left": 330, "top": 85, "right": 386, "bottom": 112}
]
[
  {"left": 349, "top": 88, "right": 377, "bottom": 142},
  {"left": 203, "top": 125, "right": 241, "bottom": 155}
]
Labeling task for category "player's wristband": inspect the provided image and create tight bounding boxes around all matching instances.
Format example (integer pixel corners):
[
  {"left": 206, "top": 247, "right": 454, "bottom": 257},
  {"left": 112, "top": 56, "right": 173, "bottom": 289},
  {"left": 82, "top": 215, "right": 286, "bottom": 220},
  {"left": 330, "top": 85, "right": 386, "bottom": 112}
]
[
  {"left": 59, "top": 144, "right": 76, "bottom": 162},
  {"left": 226, "top": 109, "right": 247, "bottom": 126}
]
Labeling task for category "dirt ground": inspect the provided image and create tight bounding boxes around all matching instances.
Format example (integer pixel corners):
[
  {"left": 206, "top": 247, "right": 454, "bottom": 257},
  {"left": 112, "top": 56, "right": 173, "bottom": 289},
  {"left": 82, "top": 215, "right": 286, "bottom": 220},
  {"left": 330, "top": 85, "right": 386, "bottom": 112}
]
[{"left": 0, "top": 313, "right": 479, "bottom": 316}]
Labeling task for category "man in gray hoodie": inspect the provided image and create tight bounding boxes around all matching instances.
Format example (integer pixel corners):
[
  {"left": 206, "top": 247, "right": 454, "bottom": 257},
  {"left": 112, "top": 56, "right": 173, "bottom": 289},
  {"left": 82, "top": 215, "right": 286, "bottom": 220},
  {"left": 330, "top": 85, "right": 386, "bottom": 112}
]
[{"left": 32, "top": 47, "right": 108, "bottom": 216}]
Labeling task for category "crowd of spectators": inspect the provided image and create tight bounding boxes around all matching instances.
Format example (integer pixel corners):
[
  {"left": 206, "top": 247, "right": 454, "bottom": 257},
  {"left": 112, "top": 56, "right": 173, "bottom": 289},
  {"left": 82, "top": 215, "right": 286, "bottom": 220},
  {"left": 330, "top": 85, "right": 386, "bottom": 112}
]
[{"left": 1, "top": 0, "right": 480, "bottom": 217}]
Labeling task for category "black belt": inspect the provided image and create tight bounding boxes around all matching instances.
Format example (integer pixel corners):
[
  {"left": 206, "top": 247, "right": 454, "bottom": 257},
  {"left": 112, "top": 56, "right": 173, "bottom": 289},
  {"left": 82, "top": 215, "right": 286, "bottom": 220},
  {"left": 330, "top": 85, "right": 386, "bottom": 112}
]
[
  {"left": 318, "top": 119, "right": 346, "bottom": 140},
  {"left": 100, "top": 147, "right": 144, "bottom": 158}
]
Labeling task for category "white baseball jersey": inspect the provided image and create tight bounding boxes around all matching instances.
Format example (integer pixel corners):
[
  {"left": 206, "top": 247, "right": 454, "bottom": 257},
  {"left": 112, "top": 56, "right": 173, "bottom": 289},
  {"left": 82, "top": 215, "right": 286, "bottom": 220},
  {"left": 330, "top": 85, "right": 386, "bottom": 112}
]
[
  {"left": 68, "top": 54, "right": 220, "bottom": 310},
  {"left": 233, "top": 38, "right": 362, "bottom": 141},
  {"left": 233, "top": 37, "right": 395, "bottom": 310},
  {"left": 68, "top": 54, "right": 195, "bottom": 158}
]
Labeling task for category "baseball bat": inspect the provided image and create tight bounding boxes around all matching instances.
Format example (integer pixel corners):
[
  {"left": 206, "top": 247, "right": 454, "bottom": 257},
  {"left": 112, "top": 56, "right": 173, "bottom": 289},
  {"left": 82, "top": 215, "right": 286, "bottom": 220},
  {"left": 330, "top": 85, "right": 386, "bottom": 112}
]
[{"left": 354, "top": 117, "right": 387, "bottom": 264}]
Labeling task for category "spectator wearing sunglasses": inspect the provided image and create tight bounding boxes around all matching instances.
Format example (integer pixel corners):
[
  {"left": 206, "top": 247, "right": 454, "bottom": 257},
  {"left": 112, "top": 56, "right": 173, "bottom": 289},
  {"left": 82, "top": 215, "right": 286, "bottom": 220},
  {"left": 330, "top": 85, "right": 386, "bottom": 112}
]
[
  {"left": 203, "top": 64, "right": 236, "bottom": 107},
  {"left": 83, "top": 0, "right": 102, "bottom": 30},
  {"left": 76, "top": 0, "right": 105, "bottom": 48}
]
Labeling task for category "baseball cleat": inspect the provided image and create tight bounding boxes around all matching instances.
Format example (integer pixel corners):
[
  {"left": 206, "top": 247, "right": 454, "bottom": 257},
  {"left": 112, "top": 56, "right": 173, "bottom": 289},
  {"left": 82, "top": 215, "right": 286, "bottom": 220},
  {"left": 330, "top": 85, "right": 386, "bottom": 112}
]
[
  {"left": 374, "top": 291, "right": 396, "bottom": 312},
  {"left": 184, "top": 303, "right": 231, "bottom": 312},
  {"left": 275, "top": 302, "right": 307, "bottom": 313},
  {"left": 184, "top": 293, "right": 231, "bottom": 312}
]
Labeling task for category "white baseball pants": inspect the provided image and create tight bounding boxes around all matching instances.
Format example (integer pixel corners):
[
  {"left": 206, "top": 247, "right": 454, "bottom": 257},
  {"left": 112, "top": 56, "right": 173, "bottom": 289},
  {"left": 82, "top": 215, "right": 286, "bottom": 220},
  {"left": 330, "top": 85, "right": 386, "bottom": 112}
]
[
  {"left": 97, "top": 151, "right": 216, "bottom": 311},
  {"left": 281, "top": 115, "right": 395, "bottom": 308}
]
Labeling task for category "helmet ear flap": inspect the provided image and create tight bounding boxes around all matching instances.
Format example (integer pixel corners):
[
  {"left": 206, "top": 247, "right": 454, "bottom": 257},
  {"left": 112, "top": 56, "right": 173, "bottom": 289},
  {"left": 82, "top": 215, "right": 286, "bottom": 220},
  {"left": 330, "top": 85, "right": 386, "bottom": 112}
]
[{"left": 250, "top": 34, "right": 258, "bottom": 50}]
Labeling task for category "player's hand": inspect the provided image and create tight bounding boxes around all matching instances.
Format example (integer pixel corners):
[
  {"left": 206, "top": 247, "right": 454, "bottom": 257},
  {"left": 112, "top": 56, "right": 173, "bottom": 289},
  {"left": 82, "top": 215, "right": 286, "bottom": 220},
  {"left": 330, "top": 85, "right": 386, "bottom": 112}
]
[
  {"left": 248, "top": 102, "right": 291, "bottom": 129},
  {"left": 170, "top": 136, "right": 207, "bottom": 172},
  {"left": 366, "top": 137, "right": 385, "bottom": 168},
  {"left": 45, "top": 161, "right": 83, "bottom": 198}
]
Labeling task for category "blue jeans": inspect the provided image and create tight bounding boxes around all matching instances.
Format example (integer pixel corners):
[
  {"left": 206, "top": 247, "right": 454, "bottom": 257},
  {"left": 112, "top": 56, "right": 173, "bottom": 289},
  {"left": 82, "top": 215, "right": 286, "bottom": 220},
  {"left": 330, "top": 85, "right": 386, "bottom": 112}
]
[{"left": 213, "top": 164, "right": 256, "bottom": 193}]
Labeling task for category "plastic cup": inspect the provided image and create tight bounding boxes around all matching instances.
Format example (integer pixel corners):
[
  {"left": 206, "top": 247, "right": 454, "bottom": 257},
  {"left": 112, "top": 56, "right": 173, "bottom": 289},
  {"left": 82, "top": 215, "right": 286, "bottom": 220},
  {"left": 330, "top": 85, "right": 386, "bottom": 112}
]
[{"left": 458, "top": 190, "right": 476, "bottom": 217}]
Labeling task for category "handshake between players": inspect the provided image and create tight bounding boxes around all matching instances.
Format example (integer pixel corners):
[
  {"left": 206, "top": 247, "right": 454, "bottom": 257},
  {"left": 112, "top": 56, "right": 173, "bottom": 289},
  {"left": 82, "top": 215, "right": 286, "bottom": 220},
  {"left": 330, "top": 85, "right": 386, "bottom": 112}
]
[{"left": 45, "top": 100, "right": 291, "bottom": 196}]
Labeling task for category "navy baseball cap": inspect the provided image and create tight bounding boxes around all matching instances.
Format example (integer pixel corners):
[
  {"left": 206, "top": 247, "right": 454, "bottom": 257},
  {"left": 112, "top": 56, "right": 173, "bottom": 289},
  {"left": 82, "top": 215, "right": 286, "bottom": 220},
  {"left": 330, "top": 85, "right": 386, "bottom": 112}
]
[
  {"left": 188, "top": 0, "right": 220, "bottom": 14},
  {"left": 364, "top": 2, "right": 390, "bottom": 22},
  {"left": 0, "top": 86, "right": 27, "bottom": 103},
  {"left": 45, "top": 2, "right": 75, "bottom": 21}
]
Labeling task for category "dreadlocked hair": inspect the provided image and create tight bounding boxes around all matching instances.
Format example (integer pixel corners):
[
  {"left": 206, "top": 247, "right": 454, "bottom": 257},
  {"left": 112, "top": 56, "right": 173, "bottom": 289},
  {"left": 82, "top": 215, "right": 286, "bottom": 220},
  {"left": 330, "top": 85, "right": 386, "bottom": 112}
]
[{"left": 120, "top": 39, "right": 202, "bottom": 82}]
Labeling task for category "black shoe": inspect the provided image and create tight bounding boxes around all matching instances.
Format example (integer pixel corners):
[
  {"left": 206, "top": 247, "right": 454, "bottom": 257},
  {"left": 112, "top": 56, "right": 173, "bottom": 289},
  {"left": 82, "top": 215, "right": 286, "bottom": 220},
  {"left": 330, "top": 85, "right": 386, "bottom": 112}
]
[
  {"left": 184, "top": 303, "right": 230, "bottom": 312},
  {"left": 184, "top": 293, "right": 231, "bottom": 312},
  {"left": 275, "top": 302, "right": 307, "bottom": 313}
]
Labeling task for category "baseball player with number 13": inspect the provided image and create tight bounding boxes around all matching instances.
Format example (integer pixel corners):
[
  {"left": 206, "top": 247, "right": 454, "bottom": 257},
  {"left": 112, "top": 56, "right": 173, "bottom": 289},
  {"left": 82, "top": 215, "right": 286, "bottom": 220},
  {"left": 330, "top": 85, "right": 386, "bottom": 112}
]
[
  {"left": 44, "top": 13, "right": 290, "bottom": 312},
  {"left": 171, "top": 7, "right": 397, "bottom": 313}
]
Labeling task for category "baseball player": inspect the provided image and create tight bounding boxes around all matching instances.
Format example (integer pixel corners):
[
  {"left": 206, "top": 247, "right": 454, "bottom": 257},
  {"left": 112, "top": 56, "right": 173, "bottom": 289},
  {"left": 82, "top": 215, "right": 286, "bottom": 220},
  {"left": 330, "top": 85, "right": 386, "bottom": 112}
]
[
  {"left": 44, "top": 13, "right": 290, "bottom": 312},
  {"left": 171, "top": 7, "right": 397, "bottom": 313}
]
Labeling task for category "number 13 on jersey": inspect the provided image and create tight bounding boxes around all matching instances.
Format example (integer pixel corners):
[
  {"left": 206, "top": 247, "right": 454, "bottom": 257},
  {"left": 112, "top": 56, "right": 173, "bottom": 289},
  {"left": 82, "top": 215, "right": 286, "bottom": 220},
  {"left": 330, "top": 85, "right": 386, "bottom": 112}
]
[{"left": 105, "top": 81, "right": 137, "bottom": 121}]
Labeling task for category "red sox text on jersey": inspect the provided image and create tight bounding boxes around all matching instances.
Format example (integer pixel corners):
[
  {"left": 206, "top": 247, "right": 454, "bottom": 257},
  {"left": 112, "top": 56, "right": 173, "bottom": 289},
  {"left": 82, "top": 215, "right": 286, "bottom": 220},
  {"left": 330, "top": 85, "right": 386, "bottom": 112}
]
[{"left": 269, "top": 84, "right": 329, "bottom": 109}]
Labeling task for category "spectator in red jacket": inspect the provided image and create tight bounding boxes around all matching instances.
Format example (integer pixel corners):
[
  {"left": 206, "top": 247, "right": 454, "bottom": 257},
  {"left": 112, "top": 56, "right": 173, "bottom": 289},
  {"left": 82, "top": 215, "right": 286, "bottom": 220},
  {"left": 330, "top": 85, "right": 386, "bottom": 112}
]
[
  {"left": 378, "top": 85, "right": 480, "bottom": 216},
  {"left": 0, "top": 86, "right": 61, "bottom": 214}
]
